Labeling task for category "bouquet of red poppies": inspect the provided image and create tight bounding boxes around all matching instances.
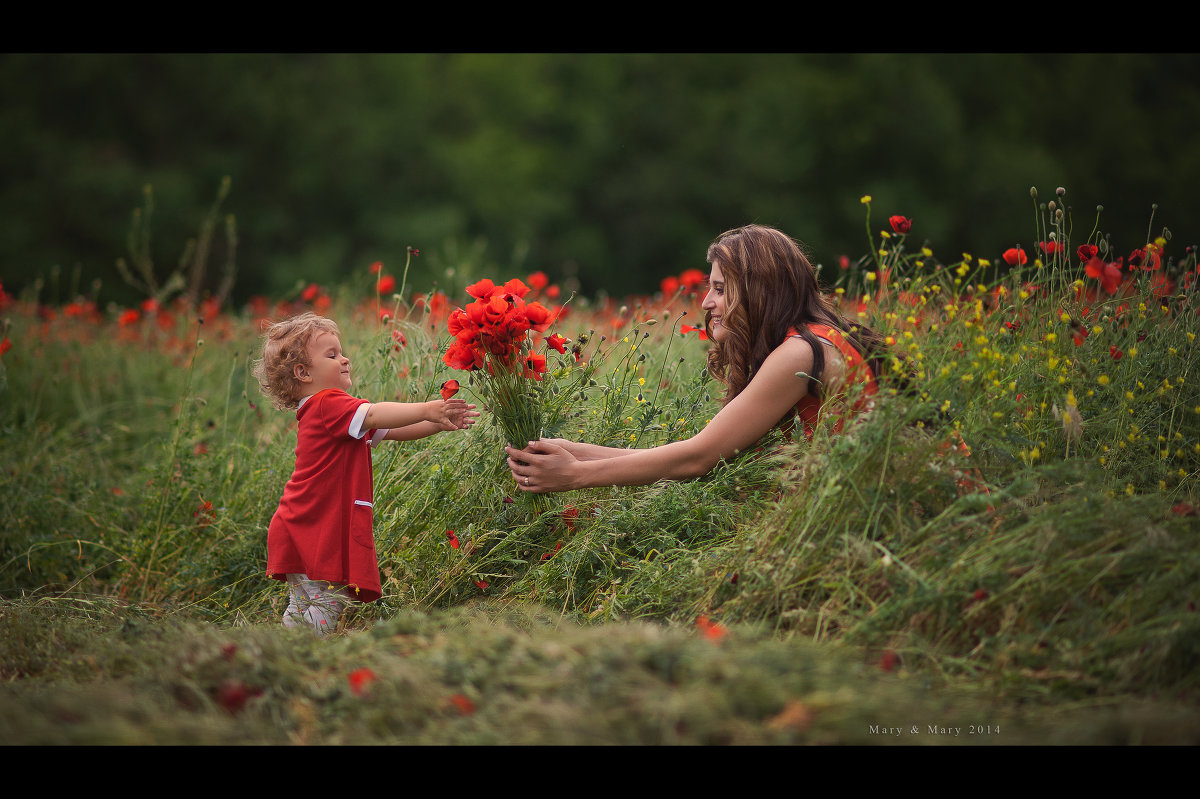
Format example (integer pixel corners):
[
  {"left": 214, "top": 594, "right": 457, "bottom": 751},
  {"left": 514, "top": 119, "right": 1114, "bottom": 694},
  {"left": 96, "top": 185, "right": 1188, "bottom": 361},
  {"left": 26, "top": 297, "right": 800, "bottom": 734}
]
[{"left": 443, "top": 278, "right": 564, "bottom": 451}]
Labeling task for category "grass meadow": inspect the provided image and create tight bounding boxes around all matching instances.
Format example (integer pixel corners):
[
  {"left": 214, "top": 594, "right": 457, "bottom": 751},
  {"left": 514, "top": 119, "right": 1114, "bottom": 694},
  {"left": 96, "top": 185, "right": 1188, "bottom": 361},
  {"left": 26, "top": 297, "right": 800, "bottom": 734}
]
[{"left": 1, "top": 190, "right": 1198, "bottom": 745}]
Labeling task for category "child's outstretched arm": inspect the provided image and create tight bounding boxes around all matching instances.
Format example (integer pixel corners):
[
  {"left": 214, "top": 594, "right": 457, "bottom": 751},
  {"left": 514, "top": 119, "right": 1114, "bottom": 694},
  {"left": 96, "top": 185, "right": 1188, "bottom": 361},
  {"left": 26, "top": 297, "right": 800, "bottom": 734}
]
[{"left": 363, "top": 398, "right": 478, "bottom": 438}]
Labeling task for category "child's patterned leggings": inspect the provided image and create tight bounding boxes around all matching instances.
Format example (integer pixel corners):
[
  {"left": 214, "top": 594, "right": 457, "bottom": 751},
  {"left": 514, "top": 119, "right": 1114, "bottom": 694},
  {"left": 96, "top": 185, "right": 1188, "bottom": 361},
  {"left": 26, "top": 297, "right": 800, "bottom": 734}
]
[{"left": 283, "top": 574, "right": 354, "bottom": 637}]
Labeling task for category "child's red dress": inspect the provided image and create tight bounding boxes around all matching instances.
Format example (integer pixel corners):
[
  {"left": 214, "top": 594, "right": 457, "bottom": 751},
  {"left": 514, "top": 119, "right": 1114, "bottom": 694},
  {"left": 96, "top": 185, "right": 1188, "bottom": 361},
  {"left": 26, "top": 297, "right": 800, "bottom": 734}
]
[{"left": 266, "top": 388, "right": 384, "bottom": 602}]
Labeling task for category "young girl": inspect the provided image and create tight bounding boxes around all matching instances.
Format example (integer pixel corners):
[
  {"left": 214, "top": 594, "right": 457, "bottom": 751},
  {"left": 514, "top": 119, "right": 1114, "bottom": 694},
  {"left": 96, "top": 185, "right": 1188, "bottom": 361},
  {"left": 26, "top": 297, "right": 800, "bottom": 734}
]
[
  {"left": 253, "top": 312, "right": 478, "bottom": 636},
  {"left": 505, "top": 224, "right": 885, "bottom": 492}
]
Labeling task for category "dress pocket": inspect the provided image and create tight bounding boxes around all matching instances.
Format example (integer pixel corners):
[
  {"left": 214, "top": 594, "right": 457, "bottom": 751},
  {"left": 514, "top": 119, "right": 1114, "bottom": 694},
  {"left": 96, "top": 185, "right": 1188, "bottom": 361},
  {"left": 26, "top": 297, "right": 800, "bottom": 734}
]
[{"left": 350, "top": 499, "right": 376, "bottom": 548}]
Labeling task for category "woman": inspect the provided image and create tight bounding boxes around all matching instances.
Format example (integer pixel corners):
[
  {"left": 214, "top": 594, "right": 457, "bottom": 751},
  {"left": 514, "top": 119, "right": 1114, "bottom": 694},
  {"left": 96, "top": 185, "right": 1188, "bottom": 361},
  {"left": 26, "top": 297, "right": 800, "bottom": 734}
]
[{"left": 505, "top": 225, "right": 885, "bottom": 493}]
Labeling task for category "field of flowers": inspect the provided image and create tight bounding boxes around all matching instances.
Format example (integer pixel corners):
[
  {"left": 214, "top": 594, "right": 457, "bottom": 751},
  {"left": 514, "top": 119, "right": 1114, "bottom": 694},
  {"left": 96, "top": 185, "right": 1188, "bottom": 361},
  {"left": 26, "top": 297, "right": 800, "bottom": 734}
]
[{"left": 1, "top": 188, "right": 1198, "bottom": 743}]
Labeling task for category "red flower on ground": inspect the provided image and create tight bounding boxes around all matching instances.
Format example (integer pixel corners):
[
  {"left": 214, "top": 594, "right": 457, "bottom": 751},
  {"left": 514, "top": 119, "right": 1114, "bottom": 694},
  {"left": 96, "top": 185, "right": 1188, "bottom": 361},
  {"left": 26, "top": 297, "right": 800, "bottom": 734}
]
[
  {"left": 0, "top": 337, "right": 10, "bottom": 359},
  {"left": 888, "top": 215, "right": 912, "bottom": 234},
  {"left": 216, "top": 680, "right": 259, "bottom": 714},
  {"left": 695, "top": 615, "right": 727, "bottom": 642},
  {"left": 440, "top": 379, "right": 460, "bottom": 400},
  {"left": 546, "top": 333, "right": 568, "bottom": 354},
  {"left": 1172, "top": 502, "right": 1197, "bottom": 517},
  {"left": 474, "top": 579, "right": 489, "bottom": 591},
  {"left": 1110, "top": 346, "right": 1123, "bottom": 361},
  {"left": 118, "top": 309, "right": 140, "bottom": 327},
  {"left": 445, "top": 530, "right": 460, "bottom": 549},
  {"left": 880, "top": 650, "right": 899, "bottom": 672},
  {"left": 449, "top": 694, "right": 476, "bottom": 715},
  {"left": 972, "top": 589, "right": 988, "bottom": 601},
  {"left": 348, "top": 667, "right": 377, "bottom": 696},
  {"left": 1002, "top": 247, "right": 1028, "bottom": 266},
  {"left": 392, "top": 329, "right": 407, "bottom": 350},
  {"left": 194, "top": 499, "right": 215, "bottom": 526},
  {"left": 540, "top": 541, "right": 563, "bottom": 561},
  {"left": 377, "top": 275, "right": 396, "bottom": 295},
  {"left": 560, "top": 506, "right": 578, "bottom": 532},
  {"left": 301, "top": 283, "right": 321, "bottom": 302}
]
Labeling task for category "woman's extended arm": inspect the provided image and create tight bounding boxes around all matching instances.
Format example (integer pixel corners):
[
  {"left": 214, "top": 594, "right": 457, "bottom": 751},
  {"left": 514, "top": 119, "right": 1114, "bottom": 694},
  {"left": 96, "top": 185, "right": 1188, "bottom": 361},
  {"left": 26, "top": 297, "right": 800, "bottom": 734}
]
[{"left": 505, "top": 338, "right": 815, "bottom": 492}]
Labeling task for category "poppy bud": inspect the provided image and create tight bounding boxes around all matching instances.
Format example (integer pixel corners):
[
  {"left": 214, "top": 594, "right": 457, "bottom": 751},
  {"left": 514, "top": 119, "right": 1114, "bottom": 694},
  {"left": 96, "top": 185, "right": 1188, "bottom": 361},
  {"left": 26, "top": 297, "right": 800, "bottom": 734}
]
[{"left": 1030, "top": 187, "right": 1038, "bottom": 200}]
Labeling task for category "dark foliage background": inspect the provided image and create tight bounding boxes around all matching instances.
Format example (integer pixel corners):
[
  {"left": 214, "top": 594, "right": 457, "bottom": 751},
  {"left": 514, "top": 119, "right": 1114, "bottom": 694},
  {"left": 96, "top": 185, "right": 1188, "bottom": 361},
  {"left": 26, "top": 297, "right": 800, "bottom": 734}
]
[{"left": 2, "top": 53, "right": 1196, "bottom": 306}]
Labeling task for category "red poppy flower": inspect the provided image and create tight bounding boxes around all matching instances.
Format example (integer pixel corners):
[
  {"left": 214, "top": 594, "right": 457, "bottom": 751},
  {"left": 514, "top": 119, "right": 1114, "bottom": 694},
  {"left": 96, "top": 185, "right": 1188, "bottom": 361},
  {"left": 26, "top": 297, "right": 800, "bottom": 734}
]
[
  {"left": 523, "top": 301, "right": 554, "bottom": 332},
  {"left": 0, "top": 337, "right": 10, "bottom": 359},
  {"left": 546, "top": 333, "right": 568, "bottom": 354},
  {"left": 216, "top": 680, "right": 251, "bottom": 714},
  {"left": 839, "top": 255, "right": 851, "bottom": 270},
  {"left": 1173, "top": 502, "right": 1198, "bottom": 517},
  {"left": 972, "top": 589, "right": 987, "bottom": 601},
  {"left": 888, "top": 215, "right": 912, "bottom": 234},
  {"left": 440, "top": 379, "right": 460, "bottom": 400},
  {"left": 879, "top": 650, "right": 899, "bottom": 672},
  {"left": 660, "top": 275, "right": 681, "bottom": 296},
  {"left": 407, "top": 246, "right": 420, "bottom": 257},
  {"left": 1002, "top": 247, "right": 1028, "bottom": 266},
  {"left": 524, "top": 352, "right": 547, "bottom": 379},
  {"left": 560, "top": 506, "right": 578, "bottom": 532},
  {"left": 474, "top": 579, "right": 489, "bottom": 591},
  {"left": 449, "top": 694, "right": 476, "bottom": 715},
  {"left": 444, "top": 340, "right": 483, "bottom": 371},
  {"left": 1077, "top": 244, "right": 1098, "bottom": 262},
  {"left": 540, "top": 541, "right": 563, "bottom": 561},
  {"left": 391, "top": 329, "right": 407, "bottom": 350},
  {"left": 377, "top": 275, "right": 396, "bottom": 294},
  {"left": 221, "top": 643, "right": 238, "bottom": 662},
  {"left": 466, "top": 278, "right": 505, "bottom": 300},
  {"left": 118, "top": 309, "right": 140, "bottom": 327},
  {"left": 194, "top": 499, "right": 215, "bottom": 526},
  {"left": 1085, "top": 256, "right": 1123, "bottom": 295},
  {"left": 503, "top": 278, "right": 531, "bottom": 299},
  {"left": 348, "top": 667, "right": 377, "bottom": 696},
  {"left": 679, "top": 268, "right": 706, "bottom": 292},
  {"left": 1109, "top": 346, "right": 1123, "bottom": 361},
  {"left": 301, "top": 283, "right": 320, "bottom": 302},
  {"left": 680, "top": 324, "right": 708, "bottom": 340},
  {"left": 1128, "top": 248, "right": 1146, "bottom": 268},
  {"left": 1039, "top": 241, "right": 1064, "bottom": 255},
  {"left": 370, "top": 261, "right": 383, "bottom": 274},
  {"left": 445, "top": 530, "right": 460, "bottom": 549},
  {"left": 527, "top": 271, "right": 549, "bottom": 291},
  {"left": 695, "top": 615, "right": 727, "bottom": 642}
]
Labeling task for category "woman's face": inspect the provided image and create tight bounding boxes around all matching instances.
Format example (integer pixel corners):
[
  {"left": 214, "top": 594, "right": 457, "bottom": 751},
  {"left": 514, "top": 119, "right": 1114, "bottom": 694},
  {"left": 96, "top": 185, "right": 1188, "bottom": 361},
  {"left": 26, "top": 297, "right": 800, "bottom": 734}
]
[{"left": 701, "top": 261, "right": 728, "bottom": 342}]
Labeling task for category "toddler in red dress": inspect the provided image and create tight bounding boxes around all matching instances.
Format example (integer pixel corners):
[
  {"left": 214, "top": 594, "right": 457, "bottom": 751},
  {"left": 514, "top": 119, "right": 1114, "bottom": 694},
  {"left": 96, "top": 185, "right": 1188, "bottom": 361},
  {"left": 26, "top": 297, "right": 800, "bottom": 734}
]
[{"left": 253, "top": 312, "right": 477, "bottom": 636}]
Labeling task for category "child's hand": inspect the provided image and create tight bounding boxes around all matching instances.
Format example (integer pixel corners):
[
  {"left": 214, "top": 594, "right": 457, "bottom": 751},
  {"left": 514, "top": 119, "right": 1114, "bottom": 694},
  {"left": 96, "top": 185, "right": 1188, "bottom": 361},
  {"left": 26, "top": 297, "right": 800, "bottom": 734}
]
[{"left": 433, "top": 399, "right": 479, "bottom": 431}]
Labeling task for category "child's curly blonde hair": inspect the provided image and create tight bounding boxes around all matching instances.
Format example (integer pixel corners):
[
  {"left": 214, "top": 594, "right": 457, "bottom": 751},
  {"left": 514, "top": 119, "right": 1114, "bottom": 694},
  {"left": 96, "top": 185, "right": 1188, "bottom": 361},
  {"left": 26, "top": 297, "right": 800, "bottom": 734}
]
[{"left": 252, "top": 312, "right": 342, "bottom": 411}]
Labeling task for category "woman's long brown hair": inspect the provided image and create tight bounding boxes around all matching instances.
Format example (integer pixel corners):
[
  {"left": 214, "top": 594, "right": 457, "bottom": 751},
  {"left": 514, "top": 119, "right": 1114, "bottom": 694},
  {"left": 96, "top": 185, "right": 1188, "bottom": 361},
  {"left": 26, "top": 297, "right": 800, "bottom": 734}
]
[{"left": 704, "top": 225, "right": 886, "bottom": 407}]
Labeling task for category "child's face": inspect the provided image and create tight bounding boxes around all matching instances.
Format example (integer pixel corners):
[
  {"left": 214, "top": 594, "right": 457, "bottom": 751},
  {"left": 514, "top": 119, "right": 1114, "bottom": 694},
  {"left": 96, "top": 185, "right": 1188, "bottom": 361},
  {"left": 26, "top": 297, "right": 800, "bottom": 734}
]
[{"left": 296, "top": 331, "right": 353, "bottom": 395}]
